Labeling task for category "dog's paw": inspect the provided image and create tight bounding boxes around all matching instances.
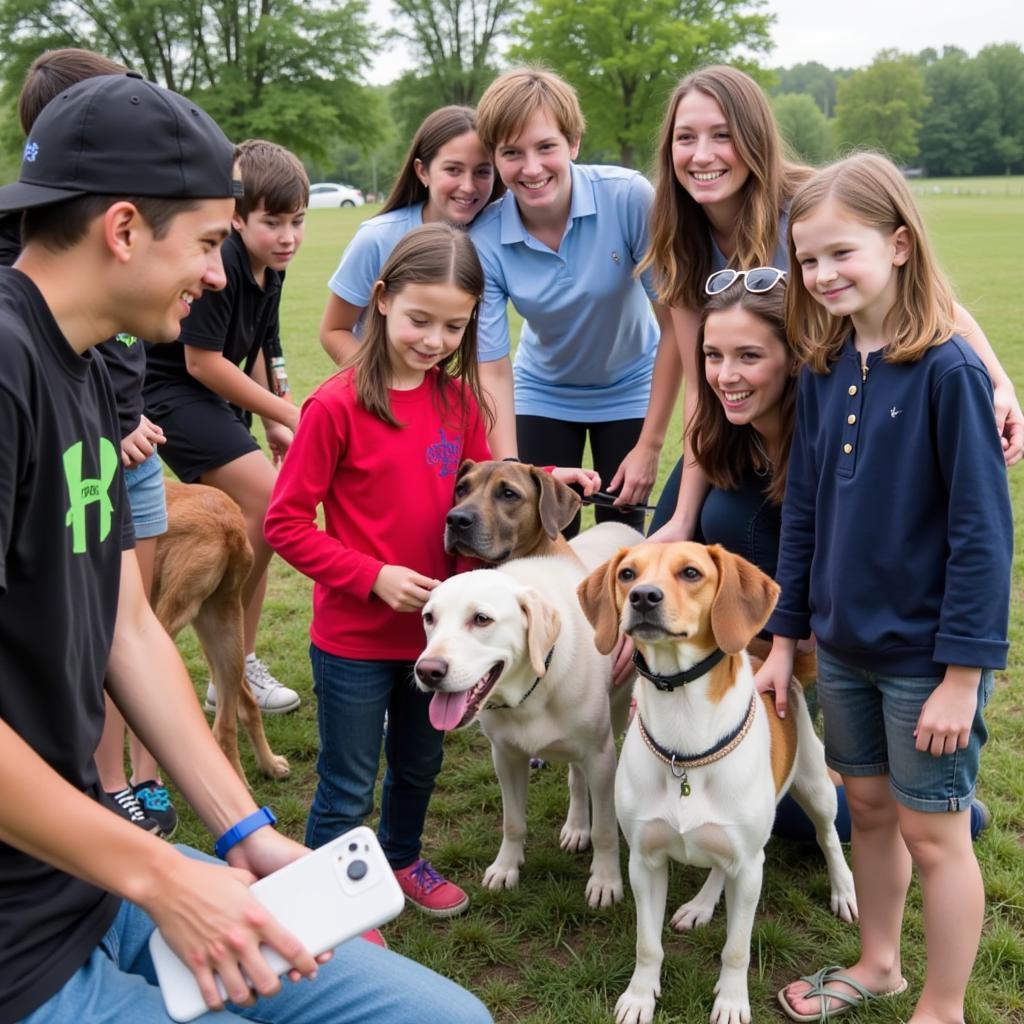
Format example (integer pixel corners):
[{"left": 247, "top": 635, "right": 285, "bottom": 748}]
[
  {"left": 670, "top": 897, "right": 716, "bottom": 931},
  {"left": 482, "top": 861, "right": 521, "bottom": 890},
  {"left": 830, "top": 877, "right": 859, "bottom": 923},
  {"left": 614, "top": 982, "right": 658, "bottom": 1024},
  {"left": 585, "top": 871, "right": 623, "bottom": 908},
  {"left": 263, "top": 754, "right": 291, "bottom": 780},
  {"left": 710, "top": 978, "right": 751, "bottom": 1024},
  {"left": 559, "top": 822, "right": 591, "bottom": 853}
]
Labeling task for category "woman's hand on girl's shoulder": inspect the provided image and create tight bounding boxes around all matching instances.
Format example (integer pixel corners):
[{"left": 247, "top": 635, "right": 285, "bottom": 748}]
[{"left": 372, "top": 564, "right": 440, "bottom": 612}]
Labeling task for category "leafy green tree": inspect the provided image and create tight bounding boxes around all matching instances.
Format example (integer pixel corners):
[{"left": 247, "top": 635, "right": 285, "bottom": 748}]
[
  {"left": 771, "top": 61, "right": 849, "bottom": 117},
  {"left": 0, "top": 0, "right": 381, "bottom": 162},
  {"left": 772, "top": 92, "right": 832, "bottom": 165},
  {"left": 834, "top": 50, "right": 927, "bottom": 165},
  {"left": 975, "top": 43, "right": 1024, "bottom": 173},
  {"left": 509, "top": 0, "right": 773, "bottom": 169},
  {"left": 387, "top": 0, "right": 518, "bottom": 127},
  {"left": 917, "top": 49, "right": 998, "bottom": 176}
]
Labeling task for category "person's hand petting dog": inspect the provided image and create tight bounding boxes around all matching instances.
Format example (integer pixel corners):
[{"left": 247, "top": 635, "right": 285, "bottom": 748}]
[{"left": 548, "top": 465, "right": 601, "bottom": 495}]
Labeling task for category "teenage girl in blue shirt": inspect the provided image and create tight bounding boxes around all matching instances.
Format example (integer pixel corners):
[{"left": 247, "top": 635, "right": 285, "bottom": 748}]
[
  {"left": 320, "top": 106, "right": 498, "bottom": 365},
  {"left": 759, "top": 153, "right": 1012, "bottom": 1024}
]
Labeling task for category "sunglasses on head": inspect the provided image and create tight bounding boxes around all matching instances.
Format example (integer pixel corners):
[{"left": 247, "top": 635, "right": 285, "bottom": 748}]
[{"left": 705, "top": 267, "right": 787, "bottom": 296}]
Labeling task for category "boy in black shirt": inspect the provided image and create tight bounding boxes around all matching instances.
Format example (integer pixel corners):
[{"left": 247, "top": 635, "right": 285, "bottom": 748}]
[
  {"left": 0, "top": 73, "right": 490, "bottom": 1024},
  {"left": 144, "top": 140, "right": 309, "bottom": 715}
]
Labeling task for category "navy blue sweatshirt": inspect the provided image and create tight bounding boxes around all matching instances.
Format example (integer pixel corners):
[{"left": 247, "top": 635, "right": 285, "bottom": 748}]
[{"left": 768, "top": 334, "right": 1011, "bottom": 674}]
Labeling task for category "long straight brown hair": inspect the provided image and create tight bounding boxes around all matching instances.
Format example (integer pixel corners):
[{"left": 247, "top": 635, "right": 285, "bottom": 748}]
[
  {"left": 787, "top": 153, "right": 956, "bottom": 373},
  {"left": 355, "top": 222, "right": 492, "bottom": 430},
  {"left": 381, "top": 105, "right": 502, "bottom": 215},
  {"left": 639, "top": 65, "right": 811, "bottom": 310},
  {"left": 689, "top": 279, "right": 797, "bottom": 505}
]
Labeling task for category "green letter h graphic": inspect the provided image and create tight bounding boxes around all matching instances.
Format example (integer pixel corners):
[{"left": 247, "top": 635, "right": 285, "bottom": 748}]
[{"left": 63, "top": 438, "right": 119, "bottom": 554}]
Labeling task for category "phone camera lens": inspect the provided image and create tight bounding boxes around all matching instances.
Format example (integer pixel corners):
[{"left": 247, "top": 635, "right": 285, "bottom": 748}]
[{"left": 346, "top": 859, "right": 368, "bottom": 881}]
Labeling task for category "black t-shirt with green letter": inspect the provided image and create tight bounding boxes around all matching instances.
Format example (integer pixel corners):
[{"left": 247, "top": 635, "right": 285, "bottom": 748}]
[{"left": 0, "top": 267, "right": 134, "bottom": 1022}]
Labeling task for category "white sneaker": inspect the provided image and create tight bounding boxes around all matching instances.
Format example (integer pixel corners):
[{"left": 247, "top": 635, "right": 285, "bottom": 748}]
[{"left": 205, "top": 654, "right": 301, "bottom": 715}]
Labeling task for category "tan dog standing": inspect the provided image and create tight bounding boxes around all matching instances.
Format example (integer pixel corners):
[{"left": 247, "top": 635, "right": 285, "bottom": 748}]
[
  {"left": 578, "top": 542, "right": 856, "bottom": 1024},
  {"left": 153, "top": 481, "right": 289, "bottom": 783}
]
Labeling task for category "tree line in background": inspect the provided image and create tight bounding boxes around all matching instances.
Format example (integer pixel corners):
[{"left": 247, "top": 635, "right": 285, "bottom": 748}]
[{"left": 0, "top": 0, "right": 1021, "bottom": 191}]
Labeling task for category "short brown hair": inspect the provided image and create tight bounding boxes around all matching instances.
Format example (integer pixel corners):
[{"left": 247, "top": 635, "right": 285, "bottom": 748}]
[
  {"left": 18, "top": 48, "right": 128, "bottom": 135},
  {"left": 234, "top": 139, "right": 310, "bottom": 219},
  {"left": 787, "top": 152, "right": 956, "bottom": 372},
  {"left": 21, "top": 195, "right": 201, "bottom": 252},
  {"left": 475, "top": 67, "right": 585, "bottom": 152}
]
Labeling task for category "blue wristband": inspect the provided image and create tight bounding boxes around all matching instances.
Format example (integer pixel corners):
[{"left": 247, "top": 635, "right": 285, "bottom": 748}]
[{"left": 214, "top": 806, "right": 277, "bottom": 859}]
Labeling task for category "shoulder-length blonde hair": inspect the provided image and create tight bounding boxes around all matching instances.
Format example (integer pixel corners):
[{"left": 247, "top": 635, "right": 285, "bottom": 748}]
[
  {"left": 786, "top": 152, "right": 956, "bottom": 373},
  {"left": 356, "top": 222, "right": 492, "bottom": 429},
  {"left": 639, "top": 65, "right": 811, "bottom": 310},
  {"left": 690, "top": 279, "right": 797, "bottom": 505}
]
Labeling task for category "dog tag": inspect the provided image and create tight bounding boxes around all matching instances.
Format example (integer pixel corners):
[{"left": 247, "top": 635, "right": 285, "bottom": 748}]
[{"left": 679, "top": 779, "right": 692, "bottom": 798}]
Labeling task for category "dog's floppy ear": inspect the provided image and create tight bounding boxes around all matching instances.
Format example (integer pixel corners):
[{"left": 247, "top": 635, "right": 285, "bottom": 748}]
[
  {"left": 706, "top": 544, "right": 780, "bottom": 654},
  {"left": 517, "top": 587, "right": 562, "bottom": 677},
  {"left": 577, "top": 548, "right": 629, "bottom": 655},
  {"left": 532, "top": 467, "right": 581, "bottom": 539},
  {"left": 455, "top": 459, "right": 475, "bottom": 484}
]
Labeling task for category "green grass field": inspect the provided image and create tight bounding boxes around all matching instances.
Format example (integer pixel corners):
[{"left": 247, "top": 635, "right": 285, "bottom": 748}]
[{"left": 169, "top": 192, "right": 1024, "bottom": 1023}]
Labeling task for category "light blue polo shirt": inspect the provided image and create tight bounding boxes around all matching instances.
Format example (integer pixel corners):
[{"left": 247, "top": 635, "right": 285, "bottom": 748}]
[
  {"left": 327, "top": 203, "right": 425, "bottom": 335},
  {"left": 470, "top": 164, "right": 660, "bottom": 422}
]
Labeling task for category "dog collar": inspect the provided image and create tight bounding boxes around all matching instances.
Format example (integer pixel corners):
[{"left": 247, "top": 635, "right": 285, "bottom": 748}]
[
  {"left": 485, "top": 647, "right": 554, "bottom": 710},
  {"left": 635, "top": 695, "right": 757, "bottom": 796},
  {"left": 632, "top": 647, "right": 727, "bottom": 690}
]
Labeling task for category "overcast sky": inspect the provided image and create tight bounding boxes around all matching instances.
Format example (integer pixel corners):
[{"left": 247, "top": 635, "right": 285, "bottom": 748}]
[{"left": 364, "top": 0, "right": 1022, "bottom": 85}]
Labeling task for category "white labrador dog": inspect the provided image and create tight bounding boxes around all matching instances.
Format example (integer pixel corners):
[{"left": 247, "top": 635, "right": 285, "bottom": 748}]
[{"left": 415, "top": 552, "right": 635, "bottom": 907}]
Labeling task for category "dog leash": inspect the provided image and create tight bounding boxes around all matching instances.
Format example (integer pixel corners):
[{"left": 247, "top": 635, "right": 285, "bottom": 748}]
[
  {"left": 484, "top": 647, "right": 554, "bottom": 711},
  {"left": 635, "top": 695, "right": 757, "bottom": 797},
  {"left": 632, "top": 648, "right": 727, "bottom": 690},
  {"left": 580, "top": 490, "right": 658, "bottom": 514}
]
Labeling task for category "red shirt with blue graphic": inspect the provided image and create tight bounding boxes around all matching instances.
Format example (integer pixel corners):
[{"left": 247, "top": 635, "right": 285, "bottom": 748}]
[{"left": 265, "top": 366, "right": 491, "bottom": 659}]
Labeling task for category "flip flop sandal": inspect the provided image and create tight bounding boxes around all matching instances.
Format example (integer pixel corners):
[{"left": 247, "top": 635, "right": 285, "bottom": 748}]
[{"left": 777, "top": 964, "right": 909, "bottom": 1022}]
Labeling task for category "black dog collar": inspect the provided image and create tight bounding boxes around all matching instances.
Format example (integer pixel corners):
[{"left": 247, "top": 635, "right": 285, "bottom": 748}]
[
  {"left": 485, "top": 647, "right": 555, "bottom": 710},
  {"left": 632, "top": 647, "right": 727, "bottom": 691}
]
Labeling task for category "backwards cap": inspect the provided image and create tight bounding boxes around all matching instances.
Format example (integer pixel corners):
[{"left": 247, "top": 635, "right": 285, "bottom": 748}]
[{"left": 0, "top": 72, "right": 239, "bottom": 213}]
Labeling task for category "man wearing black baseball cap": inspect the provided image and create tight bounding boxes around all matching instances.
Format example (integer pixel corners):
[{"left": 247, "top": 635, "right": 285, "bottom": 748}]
[{"left": 0, "top": 74, "right": 491, "bottom": 1024}]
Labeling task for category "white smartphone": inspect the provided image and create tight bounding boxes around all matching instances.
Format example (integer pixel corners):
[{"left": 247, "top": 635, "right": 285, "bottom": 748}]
[{"left": 149, "top": 826, "right": 405, "bottom": 1022}]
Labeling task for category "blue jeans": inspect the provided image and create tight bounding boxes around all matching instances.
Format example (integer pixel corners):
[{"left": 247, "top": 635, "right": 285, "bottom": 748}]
[
  {"left": 816, "top": 646, "right": 994, "bottom": 812},
  {"left": 306, "top": 646, "right": 444, "bottom": 867},
  {"left": 22, "top": 847, "right": 491, "bottom": 1024}
]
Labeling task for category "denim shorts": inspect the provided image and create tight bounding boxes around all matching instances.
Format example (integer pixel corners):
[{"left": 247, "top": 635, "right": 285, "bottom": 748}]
[
  {"left": 815, "top": 646, "right": 994, "bottom": 813},
  {"left": 124, "top": 452, "right": 167, "bottom": 539}
]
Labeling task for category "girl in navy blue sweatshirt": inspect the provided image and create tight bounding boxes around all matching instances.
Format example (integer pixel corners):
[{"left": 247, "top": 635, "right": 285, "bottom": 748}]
[{"left": 760, "top": 153, "right": 1011, "bottom": 1024}]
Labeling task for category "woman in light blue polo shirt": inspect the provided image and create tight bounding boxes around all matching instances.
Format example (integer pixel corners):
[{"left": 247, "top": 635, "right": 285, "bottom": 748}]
[
  {"left": 471, "top": 68, "right": 678, "bottom": 534},
  {"left": 320, "top": 106, "right": 499, "bottom": 364}
]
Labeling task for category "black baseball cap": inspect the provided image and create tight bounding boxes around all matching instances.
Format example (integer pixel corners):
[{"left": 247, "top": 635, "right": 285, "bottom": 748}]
[{"left": 0, "top": 72, "right": 241, "bottom": 213}]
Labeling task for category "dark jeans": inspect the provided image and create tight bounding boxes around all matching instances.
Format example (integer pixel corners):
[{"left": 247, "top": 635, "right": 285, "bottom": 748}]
[
  {"left": 517, "top": 414, "right": 647, "bottom": 535},
  {"left": 305, "top": 645, "right": 444, "bottom": 868},
  {"left": 647, "top": 455, "right": 683, "bottom": 536}
]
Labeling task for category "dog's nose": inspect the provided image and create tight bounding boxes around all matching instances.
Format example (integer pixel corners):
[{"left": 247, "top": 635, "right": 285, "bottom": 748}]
[
  {"left": 415, "top": 658, "right": 449, "bottom": 687},
  {"left": 445, "top": 508, "right": 474, "bottom": 533},
  {"left": 628, "top": 585, "right": 664, "bottom": 612}
]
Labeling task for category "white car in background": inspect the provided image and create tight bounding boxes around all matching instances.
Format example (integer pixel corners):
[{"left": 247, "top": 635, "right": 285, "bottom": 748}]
[{"left": 308, "top": 182, "right": 365, "bottom": 208}]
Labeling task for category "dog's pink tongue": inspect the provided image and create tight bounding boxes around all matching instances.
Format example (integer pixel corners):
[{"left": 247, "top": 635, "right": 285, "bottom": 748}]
[{"left": 429, "top": 691, "right": 470, "bottom": 731}]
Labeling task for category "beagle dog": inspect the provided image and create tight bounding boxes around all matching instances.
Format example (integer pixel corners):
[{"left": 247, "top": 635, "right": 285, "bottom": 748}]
[
  {"left": 415, "top": 556, "right": 632, "bottom": 908},
  {"left": 578, "top": 542, "right": 857, "bottom": 1024}
]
